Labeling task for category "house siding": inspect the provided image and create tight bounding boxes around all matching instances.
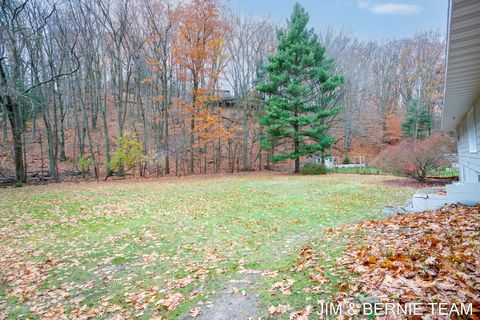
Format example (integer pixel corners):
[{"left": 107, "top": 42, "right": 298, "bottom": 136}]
[{"left": 457, "top": 96, "right": 480, "bottom": 183}]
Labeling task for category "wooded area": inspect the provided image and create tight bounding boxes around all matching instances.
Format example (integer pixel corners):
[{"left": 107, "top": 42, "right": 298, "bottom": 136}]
[{"left": 0, "top": 0, "right": 446, "bottom": 183}]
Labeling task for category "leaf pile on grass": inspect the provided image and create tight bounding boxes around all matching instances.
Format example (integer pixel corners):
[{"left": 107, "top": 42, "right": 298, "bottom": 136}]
[{"left": 333, "top": 205, "right": 480, "bottom": 315}]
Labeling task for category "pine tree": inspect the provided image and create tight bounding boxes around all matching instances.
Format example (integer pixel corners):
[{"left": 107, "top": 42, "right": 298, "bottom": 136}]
[
  {"left": 258, "top": 3, "right": 343, "bottom": 173},
  {"left": 401, "top": 99, "right": 432, "bottom": 139}
]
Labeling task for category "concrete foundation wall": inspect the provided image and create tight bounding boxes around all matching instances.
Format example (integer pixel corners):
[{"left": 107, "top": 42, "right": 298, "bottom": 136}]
[
  {"left": 446, "top": 183, "right": 480, "bottom": 206},
  {"left": 410, "top": 183, "right": 480, "bottom": 212}
]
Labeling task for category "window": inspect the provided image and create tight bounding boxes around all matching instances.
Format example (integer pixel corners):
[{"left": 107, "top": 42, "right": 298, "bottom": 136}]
[{"left": 467, "top": 108, "right": 477, "bottom": 153}]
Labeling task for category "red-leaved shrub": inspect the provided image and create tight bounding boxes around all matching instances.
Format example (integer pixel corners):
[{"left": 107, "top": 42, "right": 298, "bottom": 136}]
[{"left": 373, "top": 136, "right": 452, "bottom": 182}]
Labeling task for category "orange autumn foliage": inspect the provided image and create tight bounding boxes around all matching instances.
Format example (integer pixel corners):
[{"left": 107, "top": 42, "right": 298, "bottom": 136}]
[
  {"left": 173, "top": 0, "right": 231, "bottom": 152},
  {"left": 194, "top": 109, "right": 237, "bottom": 148},
  {"left": 174, "top": 0, "right": 227, "bottom": 93}
]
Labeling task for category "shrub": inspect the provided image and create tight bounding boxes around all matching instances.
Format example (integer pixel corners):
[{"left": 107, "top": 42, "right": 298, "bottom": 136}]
[
  {"left": 78, "top": 156, "right": 93, "bottom": 177},
  {"left": 373, "top": 136, "right": 451, "bottom": 182},
  {"left": 342, "top": 156, "right": 350, "bottom": 165},
  {"left": 301, "top": 163, "right": 327, "bottom": 175},
  {"left": 108, "top": 132, "right": 146, "bottom": 175}
]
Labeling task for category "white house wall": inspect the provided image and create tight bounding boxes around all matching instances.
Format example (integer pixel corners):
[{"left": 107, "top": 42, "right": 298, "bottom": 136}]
[{"left": 456, "top": 97, "right": 480, "bottom": 183}]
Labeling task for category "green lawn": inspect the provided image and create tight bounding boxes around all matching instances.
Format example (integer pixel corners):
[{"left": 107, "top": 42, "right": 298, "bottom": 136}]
[{"left": 0, "top": 174, "right": 414, "bottom": 319}]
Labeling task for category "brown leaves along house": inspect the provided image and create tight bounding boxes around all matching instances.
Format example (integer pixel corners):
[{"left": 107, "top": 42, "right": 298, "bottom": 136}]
[{"left": 334, "top": 205, "right": 480, "bottom": 317}]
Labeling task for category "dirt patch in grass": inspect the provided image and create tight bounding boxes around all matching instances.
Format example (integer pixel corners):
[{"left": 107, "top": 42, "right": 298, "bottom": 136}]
[{"left": 183, "top": 272, "right": 263, "bottom": 320}]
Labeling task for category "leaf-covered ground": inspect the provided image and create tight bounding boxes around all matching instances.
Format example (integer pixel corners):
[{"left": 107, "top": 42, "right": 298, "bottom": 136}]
[
  {"left": 280, "top": 205, "right": 479, "bottom": 319},
  {"left": 0, "top": 174, "right": 413, "bottom": 319}
]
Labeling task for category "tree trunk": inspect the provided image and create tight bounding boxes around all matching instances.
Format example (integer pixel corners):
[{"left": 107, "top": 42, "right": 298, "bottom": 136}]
[
  {"left": 242, "top": 102, "right": 250, "bottom": 171},
  {"left": 189, "top": 79, "right": 198, "bottom": 175},
  {"left": 58, "top": 93, "right": 67, "bottom": 161},
  {"left": 2, "top": 111, "right": 7, "bottom": 143},
  {"left": 163, "top": 76, "right": 170, "bottom": 175},
  {"left": 1, "top": 60, "right": 26, "bottom": 183},
  {"left": 190, "top": 116, "right": 195, "bottom": 174},
  {"left": 102, "top": 62, "right": 112, "bottom": 176},
  {"left": 43, "top": 110, "right": 58, "bottom": 181},
  {"left": 84, "top": 107, "right": 98, "bottom": 178},
  {"left": 7, "top": 101, "right": 27, "bottom": 183},
  {"left": 294, "top": 106, "right": 300, "bottom": 174},
  {"left": 52, "top": 87, "right": 59, "bottom": 166},
  {"left": 294, "top": 142, "right": 300, "bottom": 173}
]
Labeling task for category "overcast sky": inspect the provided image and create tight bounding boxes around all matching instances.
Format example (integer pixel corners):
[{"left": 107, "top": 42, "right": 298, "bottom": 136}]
[{"left": 227, "top": 0, "right": 449, "bottom": 40}]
